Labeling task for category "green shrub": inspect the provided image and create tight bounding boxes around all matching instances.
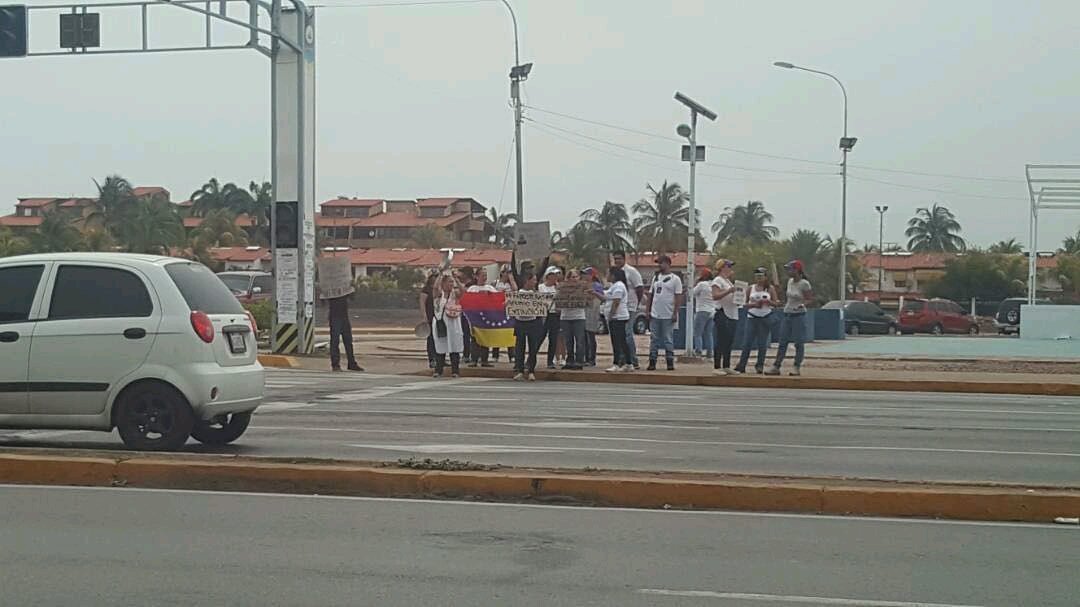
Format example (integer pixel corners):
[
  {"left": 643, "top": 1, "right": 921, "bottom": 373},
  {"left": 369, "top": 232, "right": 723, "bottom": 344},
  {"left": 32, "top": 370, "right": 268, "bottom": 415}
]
[{"left": 243, "top": 300, "right": 273, "bottom": 332}]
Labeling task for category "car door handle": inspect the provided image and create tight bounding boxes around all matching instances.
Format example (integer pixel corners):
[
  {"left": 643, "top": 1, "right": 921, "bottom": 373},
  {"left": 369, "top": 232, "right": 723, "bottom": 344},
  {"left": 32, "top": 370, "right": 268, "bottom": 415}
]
[
  {"left": 123, "top": 328, "right": 147, "bottom": 340},
  {"left": 0, "top": 331, "right": 19, "bottom": 343}
]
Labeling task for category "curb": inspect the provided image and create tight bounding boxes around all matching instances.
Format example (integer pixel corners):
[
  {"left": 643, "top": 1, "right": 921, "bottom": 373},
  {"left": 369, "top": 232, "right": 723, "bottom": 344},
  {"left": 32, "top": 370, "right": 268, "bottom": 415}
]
[
  {"left": 0, "top": 452, "right": 1076, "bottom": 523},
  {"left": 257, "top": 354, "right": 300, "bottom": 369},
  {"left": 438, "top": 367, "right": 1080, "bottom": 396}
]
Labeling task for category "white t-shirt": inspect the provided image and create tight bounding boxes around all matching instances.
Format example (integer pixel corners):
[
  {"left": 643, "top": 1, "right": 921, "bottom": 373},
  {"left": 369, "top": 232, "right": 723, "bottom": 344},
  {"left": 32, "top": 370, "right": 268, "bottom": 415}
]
[
  {"left": 710, "top": 276, "right": 738, "bottom": 319},
  {"left": 747, "top": 284, "right": 774, "bottom": 318},
  {"left": 649, "top": 272, "right": 683, "bottom": 319},
  {"left": 538, "top": 282, "right": 558, "bottom": 314},
  {"left": 621, "top": 264, "right": 643, "bottom": 312},
  {"left": 785, "top": 278, "right": 813, "bottom": 314},
  {"left": 604, "top": 281, "right": 630, "bottom": 320},
  {"left": 693, "top": 281, "right": 715, "bottom": 313},
  {"left": 467, "top": 284, "right": 497, "bottom": 294},
  {"left": 494, "top": 280, "right": 513, "bottom": 293}
]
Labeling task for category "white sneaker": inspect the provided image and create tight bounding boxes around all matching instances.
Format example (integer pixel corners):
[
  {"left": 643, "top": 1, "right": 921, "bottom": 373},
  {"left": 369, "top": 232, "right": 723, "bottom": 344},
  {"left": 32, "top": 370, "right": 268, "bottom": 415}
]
[
  {"left": 620, "top": 365, "right": 634, "bottom": 372},
  {"left": 527, "top": 373, "right": 537, "bottom": 382},
  {"left": 712, "top": 368, "right": 729, "bottom": 376},
  {"left": 605, "top": 365, "right": 621, "bottom": 373},
  {"left": 513, "top": 373, "right": 524, "bottom": 381}
]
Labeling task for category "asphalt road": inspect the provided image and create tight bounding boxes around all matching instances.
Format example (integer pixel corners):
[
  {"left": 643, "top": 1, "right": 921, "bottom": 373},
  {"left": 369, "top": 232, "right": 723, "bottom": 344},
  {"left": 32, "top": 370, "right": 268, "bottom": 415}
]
[
  {"left": 2, "top": 369, "right": 1079, "bottom": 485},
  {"left": 1, "top": 485, "right": 1075, "bottom": 607}
]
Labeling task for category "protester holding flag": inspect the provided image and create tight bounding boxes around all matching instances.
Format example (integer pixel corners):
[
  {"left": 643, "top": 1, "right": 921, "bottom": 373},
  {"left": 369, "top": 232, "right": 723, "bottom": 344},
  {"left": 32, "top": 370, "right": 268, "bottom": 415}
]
[
  {"left": 465, "top": 269, "right": 498, "bottom": 368},
  {"left": 460, "top": 272, "right": 517, "bottom": 366},
  {"left": 492, "top": 266, "right": 517, "bottom": 363},
  {"left": 432, "top": 272, "right": 465, "bottom": 378}
]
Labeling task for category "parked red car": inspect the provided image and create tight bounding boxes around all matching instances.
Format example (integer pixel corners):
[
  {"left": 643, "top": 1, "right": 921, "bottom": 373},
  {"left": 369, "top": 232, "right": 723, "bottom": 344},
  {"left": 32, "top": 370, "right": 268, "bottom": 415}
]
[{"left": 899, "top": 298, "right": 979, "bottom": 335}]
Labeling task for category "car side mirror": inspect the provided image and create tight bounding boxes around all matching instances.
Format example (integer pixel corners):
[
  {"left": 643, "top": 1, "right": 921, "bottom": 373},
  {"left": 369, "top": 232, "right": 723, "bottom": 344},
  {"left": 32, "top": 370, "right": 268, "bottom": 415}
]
[{"left": 252, "top": 286, "right": 263, "bottom": 294}]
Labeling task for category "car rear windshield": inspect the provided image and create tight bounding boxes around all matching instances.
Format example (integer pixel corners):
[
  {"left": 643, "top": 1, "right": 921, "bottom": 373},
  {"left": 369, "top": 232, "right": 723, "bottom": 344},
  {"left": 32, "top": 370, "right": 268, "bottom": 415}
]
[
  {"left": 166, "top": 262, "right": 245, "bottom": 314},
  {"left": 903, "top": 301, "right": 926, "bottom": 313}
]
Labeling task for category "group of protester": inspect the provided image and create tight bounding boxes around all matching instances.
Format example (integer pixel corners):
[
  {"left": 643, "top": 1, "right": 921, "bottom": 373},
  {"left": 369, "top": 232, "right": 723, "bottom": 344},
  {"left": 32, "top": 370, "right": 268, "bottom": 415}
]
[{"left": 418, "top": 250, "right": 813, "bottom": 380}]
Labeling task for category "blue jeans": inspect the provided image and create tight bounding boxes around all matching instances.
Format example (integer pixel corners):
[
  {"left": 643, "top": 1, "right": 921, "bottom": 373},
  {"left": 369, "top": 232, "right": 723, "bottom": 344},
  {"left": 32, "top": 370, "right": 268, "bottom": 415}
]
[
  {"left": 774, "top": 312, "right": 806, "bottom": 369},
  {"left": 625, "top": 313, "right": 639, "bottom": 367},
  {"left": 693, "top": 311, "right": 714, "bottom": 356},
  {"left": 736, "top": 313, "right": 773, "bottom": 372},
  {"left": 649, "top": 317, "right": 675, "bottom": 363}
]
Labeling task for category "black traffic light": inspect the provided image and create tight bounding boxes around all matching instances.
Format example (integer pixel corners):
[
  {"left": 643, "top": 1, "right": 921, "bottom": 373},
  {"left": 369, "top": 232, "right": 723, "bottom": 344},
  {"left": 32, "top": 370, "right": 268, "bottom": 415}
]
[
  {"left": 273, "top": 201, "right": 298, "bottom": 249},
  {"left": 0, "top": 5, "right": 28, "bottom": 58}
]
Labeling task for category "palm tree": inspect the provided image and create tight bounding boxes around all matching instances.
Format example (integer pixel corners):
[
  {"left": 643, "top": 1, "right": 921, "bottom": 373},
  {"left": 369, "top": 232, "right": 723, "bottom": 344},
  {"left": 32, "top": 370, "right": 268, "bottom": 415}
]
[
  {"left": 553, "top": 222, "right": 604, "bottom": 268},
  {"left": 1061, "top": 230, "right": 1080, "bottom": 255},
  {"left": 905, "top": 203, "right": 966, "bottom": 252},
  {"left": 190, "top": 178, "right": 233, "bottom": 218},
  {"left": 711, "top": 200, "right": 778, "bottom": 247},
  {"left": 89, "top": 174, "right": 136, "bottom": 234},
  {"left": 786, "top": 229, "right": 826, "bottom": 275},
  {"left": 631, "top": 181, "right": 696, "bottom": 253},
  {"left": 486, "top": 208, "right": 518, "bottom": 247},
  {"left": 0, "top": 227, "right": 30, "bottom": 258},
  {"left": 988, "top": 238, "right": 1023, "bottom": 254},
  {"left": 189, "top": 209, "right": 250, "bottom": 249},
  {"left": 118, "top": 198, "right": 184, "bottom": 254},
  {"left": 220, "top": 180, "right": 272, "bottom": 245},
  {"left": 31, "top": 211, "right": 83, "bottom": 253},
  {"left": 578, "top": 201, "right": 634, "bottom": 252}
]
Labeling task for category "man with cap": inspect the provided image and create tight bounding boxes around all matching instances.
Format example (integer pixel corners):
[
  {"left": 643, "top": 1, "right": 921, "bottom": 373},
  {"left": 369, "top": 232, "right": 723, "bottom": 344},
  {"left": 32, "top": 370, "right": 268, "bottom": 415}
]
[
  {"left": 538, "top": 266, "right": 562, "bottom": 369},
  {"left": 644, "top": 254, "right": 683, "bottom": 371}
]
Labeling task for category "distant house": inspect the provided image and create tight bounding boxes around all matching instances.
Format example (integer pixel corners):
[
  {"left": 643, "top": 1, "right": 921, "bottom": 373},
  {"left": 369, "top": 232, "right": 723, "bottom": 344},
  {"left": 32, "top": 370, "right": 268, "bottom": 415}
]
[
  {"left": 0, "top": 187, "right": 171, "bottom": 235},
  {"left": 208, "top": 246, "right": 512, "bottom": 278},
  {"left": 315, "top": 197, "right": 494, "bottom": 245}
]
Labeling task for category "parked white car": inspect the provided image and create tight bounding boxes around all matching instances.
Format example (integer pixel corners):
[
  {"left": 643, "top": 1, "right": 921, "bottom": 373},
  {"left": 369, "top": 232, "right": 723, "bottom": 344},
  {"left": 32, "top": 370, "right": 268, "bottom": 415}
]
[{"left": 0, "top": 253, "right": 264, "bottom": 451}]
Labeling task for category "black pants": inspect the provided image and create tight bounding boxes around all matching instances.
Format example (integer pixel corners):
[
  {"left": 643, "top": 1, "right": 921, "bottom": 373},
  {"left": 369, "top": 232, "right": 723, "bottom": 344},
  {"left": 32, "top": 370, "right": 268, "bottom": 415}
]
[
  {"left": 543, "top": 313, "right": 561, "bottom": 366},
  {"left": 608, "top": 319, "right": 628, "bottom": 366},
  {"left": 736, "top": 313, "right": 773, "bottom": 372},
  {"left": 471, "top": 345, "right": 490, "bottom": 364},
  {"left": 329, "top": 315, "right": 356, "bottom": 369},
  {"left": 425, "top": 319, "right": 436, "bottom": 368},
  {"left": 586, "top": 332, "right": 597, "bottom": 366},
  {"left": 712, "top": 310, "right": 737, "bottom": 370},
  {"left": 460, "top": 314, "right": 472, "bottom": 361},
  {"left": 514, "top": 319, "right": 545, "bottom": 374},
  {"left": 435, "top": 352, "right": 461, "bottom": 376}
]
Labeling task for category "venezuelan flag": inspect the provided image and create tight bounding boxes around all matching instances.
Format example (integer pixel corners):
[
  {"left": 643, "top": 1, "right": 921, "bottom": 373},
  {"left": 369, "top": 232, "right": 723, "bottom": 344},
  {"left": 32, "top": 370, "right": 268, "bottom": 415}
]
[{"left": 460, "top": 290, "right": 516, "bottom": 348}]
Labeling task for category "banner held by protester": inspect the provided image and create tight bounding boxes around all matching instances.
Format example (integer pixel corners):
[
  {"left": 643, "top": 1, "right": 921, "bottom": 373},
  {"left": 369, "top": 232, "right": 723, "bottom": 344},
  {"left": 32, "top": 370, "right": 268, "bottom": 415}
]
[{"left": 506, "top": 291, "right": 555, "bottom": 319}]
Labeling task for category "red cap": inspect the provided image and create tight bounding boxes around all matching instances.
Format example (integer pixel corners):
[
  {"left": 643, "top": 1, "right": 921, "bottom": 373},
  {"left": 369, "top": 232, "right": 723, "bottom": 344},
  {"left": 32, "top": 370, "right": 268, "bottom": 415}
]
[{"left": 786, "top": 259, "right": 804, "bottom": 273}]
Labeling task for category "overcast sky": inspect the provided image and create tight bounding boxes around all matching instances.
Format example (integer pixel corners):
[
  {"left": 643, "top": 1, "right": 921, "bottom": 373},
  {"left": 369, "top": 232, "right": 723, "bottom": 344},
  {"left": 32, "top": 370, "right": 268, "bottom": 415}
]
[{"left": 3, "top": 0, "right": 1079, "bottom": 250}]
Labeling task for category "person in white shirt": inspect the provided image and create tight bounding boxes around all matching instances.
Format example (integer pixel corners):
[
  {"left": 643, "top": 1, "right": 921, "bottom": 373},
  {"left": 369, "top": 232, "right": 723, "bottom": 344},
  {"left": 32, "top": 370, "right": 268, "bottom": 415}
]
[
  {"left": 691, "top": 268, "right": 716, "bottom": 358},
  {"left": 604, "top": 267, "right": 632, "bottom": 372},
  {"left": 766, "top": 260, "right": 814, "bottom": 377},
  {"left": 734, "top": 266, "right": 778, "bottom": 374},
  {"left": 558, "top": 269, "right": 588, "bottom": 370},
  {"left": 511, "top": 271, "right": 543, "bottom": 381},
  {"left": 538, "top": 266, "right": 562, "bottom": 369},
  {"left": 644, "top": 254, "right": 684, "bottom": 371},
  {"left": 710, "top": 259, "right": 739, "bottom": 374},
  {"left": 492, "top": 266, "right": 517, "bottom": 364},
  {"left": 612, "top": 251, "right": 643, "bottom": 369},
  {"left": 431, "top": 272, "right": 465, "bottom": 378},
  {"left": 465, "top": 269, "right": 497, "bottom": 368}
]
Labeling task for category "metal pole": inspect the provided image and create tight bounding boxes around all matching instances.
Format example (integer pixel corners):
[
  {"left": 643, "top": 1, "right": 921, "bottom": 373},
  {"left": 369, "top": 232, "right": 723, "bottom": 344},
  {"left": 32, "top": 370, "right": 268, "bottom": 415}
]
[
  {"left": 876, "top": 205, "right": 885, "bottom": 297},
  {"left": 839, "top": 86, "right": 848, "bottom": 303},
  {"left": 685, "top": 110, "right": 697, "bottom": 354},
  {"left": 500, "top": 0, "right": 524, "bottom": 244}
]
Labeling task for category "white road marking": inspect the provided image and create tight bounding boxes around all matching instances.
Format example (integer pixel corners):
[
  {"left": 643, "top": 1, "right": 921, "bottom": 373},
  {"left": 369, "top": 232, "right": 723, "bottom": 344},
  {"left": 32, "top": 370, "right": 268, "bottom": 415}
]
[
  {"left": 1, "top": 485, "right": 1066, "bottom": 529},
  {"left": 252, "top": 426, "right": 1080, "bottom": 457},
  {"left": 346, "top": 443, "right": 643, "bottom": 454},
  {"left": 0, "top": 430, "right": 92, "bottom": 440},
  {"left": 637, "top": 589, "right": 985, "bottom": 606}
]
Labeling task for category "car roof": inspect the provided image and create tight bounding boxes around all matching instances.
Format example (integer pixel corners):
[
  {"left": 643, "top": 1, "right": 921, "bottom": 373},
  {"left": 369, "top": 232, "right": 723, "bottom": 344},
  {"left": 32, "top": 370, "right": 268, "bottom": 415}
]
[
  {"left": 217, "top": 270, "right": 271, "bottom": 277},
  {"left": 0, "top": 252, "right": 185, "bottom": 267}
]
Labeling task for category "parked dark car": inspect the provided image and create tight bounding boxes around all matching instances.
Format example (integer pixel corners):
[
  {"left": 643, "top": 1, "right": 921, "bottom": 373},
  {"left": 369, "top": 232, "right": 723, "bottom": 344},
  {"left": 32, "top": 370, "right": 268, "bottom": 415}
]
[
  {"left": 823, "top": 300, "right": 898, "bottom": 336},
  {"left": 899, "top": 298, "right": 979, "bottom": 335},
  {"left": 994, "top": 297, "right": 1051, "bottom": 335}
]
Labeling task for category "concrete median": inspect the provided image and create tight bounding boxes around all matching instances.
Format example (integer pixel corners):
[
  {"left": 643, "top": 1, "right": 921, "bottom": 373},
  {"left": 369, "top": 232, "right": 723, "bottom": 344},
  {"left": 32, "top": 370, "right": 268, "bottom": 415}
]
[{"left": 1, "top": 450, "right": 1076, "bottom": 523}]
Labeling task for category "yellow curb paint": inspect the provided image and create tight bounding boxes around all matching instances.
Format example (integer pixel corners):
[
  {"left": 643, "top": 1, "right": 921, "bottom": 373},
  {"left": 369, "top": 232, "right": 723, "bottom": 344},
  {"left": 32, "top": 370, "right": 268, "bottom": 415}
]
[
  {"left": 2, "top": 453, "right": 1078, "bottom": 523},
  {"left": 258, "top": 354, "right": 301, "bottom": 369}
]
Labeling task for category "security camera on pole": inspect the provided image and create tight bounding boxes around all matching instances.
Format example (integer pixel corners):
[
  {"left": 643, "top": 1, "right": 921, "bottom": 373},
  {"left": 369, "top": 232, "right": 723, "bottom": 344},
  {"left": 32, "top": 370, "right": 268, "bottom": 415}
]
[{"left": 674, "top": 92, "right": 717, "bottom": 354}]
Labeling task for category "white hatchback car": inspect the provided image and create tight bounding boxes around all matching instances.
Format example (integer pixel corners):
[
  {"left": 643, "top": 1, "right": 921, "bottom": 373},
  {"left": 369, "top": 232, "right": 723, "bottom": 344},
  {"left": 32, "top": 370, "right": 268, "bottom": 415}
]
[{"left": 0, "top": 253, "right": 264, "bottom": 451}]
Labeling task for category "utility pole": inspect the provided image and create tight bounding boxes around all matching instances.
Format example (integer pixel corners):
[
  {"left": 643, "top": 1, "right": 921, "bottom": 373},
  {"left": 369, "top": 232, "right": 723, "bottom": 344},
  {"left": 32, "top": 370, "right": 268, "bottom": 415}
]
[
  {"left": 674, "top": 92, "right": 717, "bottom": 354},
  {"left": 875, "top": 205, "right": 888, "bottom": 298},
  {"left": 501, "top": 0, "right": 530, "bottom": 247}
]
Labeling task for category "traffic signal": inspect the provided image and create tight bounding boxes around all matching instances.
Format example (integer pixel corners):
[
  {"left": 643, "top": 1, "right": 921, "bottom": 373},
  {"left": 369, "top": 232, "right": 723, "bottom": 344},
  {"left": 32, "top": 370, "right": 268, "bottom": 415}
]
[
  {"left": 0, "top": 5, "right": 27, "bottom": 58},
  {"left": 273, "top": 201, "right": 298, "bottom": 249}
]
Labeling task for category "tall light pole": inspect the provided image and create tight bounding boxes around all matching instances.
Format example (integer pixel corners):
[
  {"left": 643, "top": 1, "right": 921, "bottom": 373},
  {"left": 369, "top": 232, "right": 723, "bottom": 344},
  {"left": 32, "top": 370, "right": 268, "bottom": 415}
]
[
  {"left": 773, "top": 61, "right": 856, "bottom": 302},
  {"left": 875, "top": 205, "right": 888, "bottom": 298},
  {"left": 501, "top": 0, "right": 530, "bottom": 247},
  {"left": 674, "top": 92, "right": 717, "bottom": 353}
]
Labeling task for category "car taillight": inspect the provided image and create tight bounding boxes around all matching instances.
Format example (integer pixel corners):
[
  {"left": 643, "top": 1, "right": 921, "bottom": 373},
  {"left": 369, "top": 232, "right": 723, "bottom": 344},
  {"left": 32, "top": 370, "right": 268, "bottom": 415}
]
[
  {"left": 191, "top": 311, "right": 215, "bottom": 343},
  {"left": 245, "top": 310, "right": 258, "bottom": 334}
]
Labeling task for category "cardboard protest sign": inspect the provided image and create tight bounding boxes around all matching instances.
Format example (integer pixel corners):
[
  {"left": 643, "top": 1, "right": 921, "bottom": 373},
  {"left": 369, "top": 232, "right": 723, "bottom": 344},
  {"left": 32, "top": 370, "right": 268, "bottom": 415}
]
[
  {"left": 505, "top": 291, "right": 555, "bottom": 318},
  {"left": 554, "top": 279, "right": 592, "bottom": 309},
  {"left": 317, "top": 256, "right": 355, "bottom": 299}
]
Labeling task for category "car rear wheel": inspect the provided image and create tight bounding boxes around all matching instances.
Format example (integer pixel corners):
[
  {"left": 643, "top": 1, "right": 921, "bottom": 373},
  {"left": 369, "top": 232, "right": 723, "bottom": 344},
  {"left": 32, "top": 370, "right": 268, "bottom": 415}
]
[
  {"left": 888, "top": 325, "right": 898, "bottom": 336},
  {"left": 968, "top": 325, "right": 980, "bottom": 335},
  {"left": 191, "top": 412, "right": 252, "bottom": 446},
  {"left": 847, "top": 323, "right": 860, "bottom": 336},
  {"left": 931, "top": 324, "right": 944, "bottom": 336},
  {"left": 115, "top": 383, "right": 194, "bottom": 451}
]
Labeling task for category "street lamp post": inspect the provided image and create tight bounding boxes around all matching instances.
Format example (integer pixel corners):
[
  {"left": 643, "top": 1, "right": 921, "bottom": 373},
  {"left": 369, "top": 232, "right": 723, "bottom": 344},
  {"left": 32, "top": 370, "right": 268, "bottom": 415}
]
[
  {"left": 773, "top": 61, "right": 855, "bottom": 302},
  {"left": 874, "top": 205, "right": 888, "bottom": 298},
  {"left": 500, "top": 0, "right": 530, "bottom": 247},
  {"left": 674, "top": 92, "right": 717, "bottom": 354}
]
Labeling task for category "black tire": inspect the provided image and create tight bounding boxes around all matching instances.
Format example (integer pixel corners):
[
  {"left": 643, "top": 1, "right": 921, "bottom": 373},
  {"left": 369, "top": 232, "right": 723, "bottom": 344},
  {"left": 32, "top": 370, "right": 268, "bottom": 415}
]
[
  {"left": 931, "top": 324, "right": 944, "bottom": 336},
  {"left": 114, "top": 382, "right": 194, "bottom": 451},
  {"left": 887, "top": 325, "right": 898, "bottom": 336},
  {"left": 191, "top": 412, "right": 252, "bottom": 446},
  {"left": 968, "top": 325, "right": 980, "bottom": 335},
  {"left": 848, "top": 323, "right": 860, "bottom": 336},
  {"left": 633, "top": 315, "right": 648, "bottom": 335}
]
